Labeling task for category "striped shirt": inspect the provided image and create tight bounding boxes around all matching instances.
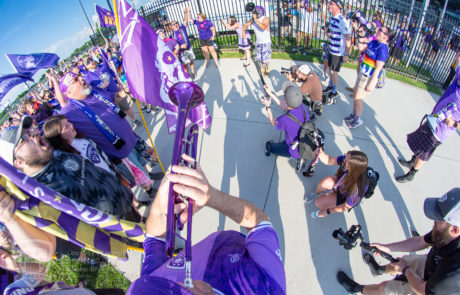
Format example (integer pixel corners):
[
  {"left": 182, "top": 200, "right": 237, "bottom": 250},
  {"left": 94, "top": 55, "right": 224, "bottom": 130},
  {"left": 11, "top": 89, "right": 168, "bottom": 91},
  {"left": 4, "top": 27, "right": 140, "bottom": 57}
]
[{"left": 328, "top": 14, "right": 350, "bottom": 56}]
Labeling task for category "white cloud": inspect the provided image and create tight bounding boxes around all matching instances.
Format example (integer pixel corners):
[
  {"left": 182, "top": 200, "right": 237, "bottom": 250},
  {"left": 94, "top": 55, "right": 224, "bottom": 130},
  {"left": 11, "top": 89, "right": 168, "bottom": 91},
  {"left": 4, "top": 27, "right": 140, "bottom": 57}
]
[{"left": 42, "top": 26, "right": 93, "bottom": 59}]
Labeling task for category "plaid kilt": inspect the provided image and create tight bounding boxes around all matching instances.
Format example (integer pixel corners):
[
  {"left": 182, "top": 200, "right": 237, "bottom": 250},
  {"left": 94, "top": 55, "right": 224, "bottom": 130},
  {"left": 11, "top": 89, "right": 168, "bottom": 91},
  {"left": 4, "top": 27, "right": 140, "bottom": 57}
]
[{"left": 407, "top": 122, "right": 441, "bottom": 161}]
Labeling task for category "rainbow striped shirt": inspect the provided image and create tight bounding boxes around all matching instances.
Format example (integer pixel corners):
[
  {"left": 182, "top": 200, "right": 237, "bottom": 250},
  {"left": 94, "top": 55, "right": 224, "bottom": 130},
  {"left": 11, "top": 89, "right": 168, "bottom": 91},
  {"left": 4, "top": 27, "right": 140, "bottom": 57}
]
[{"left": 360, "top": 40, "right": 389, "bottom": 76}]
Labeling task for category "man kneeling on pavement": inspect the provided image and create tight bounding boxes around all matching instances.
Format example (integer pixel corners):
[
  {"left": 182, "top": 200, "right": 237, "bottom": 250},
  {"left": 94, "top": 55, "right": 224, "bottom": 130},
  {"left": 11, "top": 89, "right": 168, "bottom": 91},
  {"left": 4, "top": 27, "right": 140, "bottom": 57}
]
[{"left": 338, "top": 187, "right": 460, "bottom": 294}]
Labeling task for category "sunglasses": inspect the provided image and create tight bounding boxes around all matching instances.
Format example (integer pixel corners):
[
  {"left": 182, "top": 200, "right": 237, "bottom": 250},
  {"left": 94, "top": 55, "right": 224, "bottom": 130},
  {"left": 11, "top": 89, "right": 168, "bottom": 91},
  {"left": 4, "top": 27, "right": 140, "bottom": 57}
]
[{"left": 13, "top": 127, "right": 39, "bottom": 160}]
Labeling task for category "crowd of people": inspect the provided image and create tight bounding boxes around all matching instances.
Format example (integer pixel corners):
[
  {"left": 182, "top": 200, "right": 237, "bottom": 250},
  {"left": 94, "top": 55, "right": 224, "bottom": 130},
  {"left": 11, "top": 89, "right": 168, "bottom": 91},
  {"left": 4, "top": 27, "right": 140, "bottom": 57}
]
[{"left": 0, "top": 0, "right": 459, "bottom": 294}]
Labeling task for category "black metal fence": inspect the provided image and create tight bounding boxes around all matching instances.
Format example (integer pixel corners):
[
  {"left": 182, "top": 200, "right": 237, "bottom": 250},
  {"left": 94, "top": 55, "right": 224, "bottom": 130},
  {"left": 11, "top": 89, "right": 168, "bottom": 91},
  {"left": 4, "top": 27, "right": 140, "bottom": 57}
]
[{"left": 134, "top": 0, "right": 459, "bottom": 89}]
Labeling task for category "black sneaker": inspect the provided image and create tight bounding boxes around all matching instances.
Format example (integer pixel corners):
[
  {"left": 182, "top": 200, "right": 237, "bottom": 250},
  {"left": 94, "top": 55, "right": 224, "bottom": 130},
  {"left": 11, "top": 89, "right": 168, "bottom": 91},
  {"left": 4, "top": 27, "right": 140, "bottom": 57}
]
[
  {"left": 337, "top": 271, "right": 363, "bottom": 293},
  {"left": 302, "top": 164, "right": 316, "bottom": 177},
  {"left": 322, "top": 86, "right": 332, "bottom": 94},
  {"left": 364, "top": 254, "right": 384, "bottom": 276},
  {"left": 265, "top": 140, "right": 274, "bottom": 156}
]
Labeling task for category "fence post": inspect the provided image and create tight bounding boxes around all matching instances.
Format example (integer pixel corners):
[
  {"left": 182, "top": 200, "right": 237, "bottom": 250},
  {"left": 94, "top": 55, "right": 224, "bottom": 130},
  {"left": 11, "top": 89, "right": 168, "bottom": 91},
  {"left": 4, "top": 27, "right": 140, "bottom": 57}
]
[
  {"left": 405, "top": 0, "right": 416, "bottom": 30},
  {"left": 196, "top": 0, "right": 203, "bottom": 14},
  {"left": 405, "top": 0, "right": 430, "bottom": 68},
  {"left": 415, "top": 0, "right": 448, "bottom": 78},
  {"left": 277, "top": 0, "right": 281, "bottom": 52}
]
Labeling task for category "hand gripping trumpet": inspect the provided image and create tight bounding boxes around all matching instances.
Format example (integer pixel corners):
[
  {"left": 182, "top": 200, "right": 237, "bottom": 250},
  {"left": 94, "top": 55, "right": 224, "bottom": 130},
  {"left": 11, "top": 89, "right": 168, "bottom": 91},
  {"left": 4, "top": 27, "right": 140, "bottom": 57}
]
[{"left": 166, "top": 81, "right": 204, "bottom": 288}]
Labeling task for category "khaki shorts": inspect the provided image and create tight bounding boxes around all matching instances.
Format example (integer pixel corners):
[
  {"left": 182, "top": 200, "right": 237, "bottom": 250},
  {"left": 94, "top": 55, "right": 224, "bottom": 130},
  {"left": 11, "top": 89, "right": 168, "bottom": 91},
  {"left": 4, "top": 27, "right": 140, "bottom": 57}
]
[
  {"left": 384, "top": 254, "right": 426, "bottom": 295},
  {"left": 354, "top": 72, "right": 370, "bottom": 91}
]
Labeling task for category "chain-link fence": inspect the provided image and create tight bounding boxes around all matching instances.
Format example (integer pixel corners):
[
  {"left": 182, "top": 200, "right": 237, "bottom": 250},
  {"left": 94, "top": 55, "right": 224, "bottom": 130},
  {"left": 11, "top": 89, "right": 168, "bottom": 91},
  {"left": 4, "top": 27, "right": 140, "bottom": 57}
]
[{"left": 132, "top": 0, "right": 459, "bottom": 89}]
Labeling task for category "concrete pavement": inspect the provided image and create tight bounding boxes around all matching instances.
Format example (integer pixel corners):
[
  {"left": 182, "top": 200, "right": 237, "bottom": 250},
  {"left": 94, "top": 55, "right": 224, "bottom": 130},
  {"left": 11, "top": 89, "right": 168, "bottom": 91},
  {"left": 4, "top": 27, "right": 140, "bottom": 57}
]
[{"left": 115, "top": 58, "right": 460, "bottom": 294}]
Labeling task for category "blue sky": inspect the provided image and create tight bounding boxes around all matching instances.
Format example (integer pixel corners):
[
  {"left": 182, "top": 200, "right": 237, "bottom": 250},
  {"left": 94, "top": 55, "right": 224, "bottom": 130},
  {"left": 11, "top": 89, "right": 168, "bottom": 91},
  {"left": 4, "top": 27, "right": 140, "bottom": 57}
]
[{"left": 0, "top": 0, "right": 150, "bottom": 109}]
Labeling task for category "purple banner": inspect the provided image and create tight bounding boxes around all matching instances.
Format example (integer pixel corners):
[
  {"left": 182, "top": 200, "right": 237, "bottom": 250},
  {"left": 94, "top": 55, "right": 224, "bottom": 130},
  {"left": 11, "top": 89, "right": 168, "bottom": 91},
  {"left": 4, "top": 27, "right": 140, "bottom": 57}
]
[
  {"left": 6, "top": 53, "right": 59, "bottom": 76},
  {"left": 0, "top": 73, "right": 34, "bottom": 101},
  {"left": 96, "top": 5, "right": 116, "bottom": 28},
  {"left": 116, "top": 0, "right": 211, "bottom": 133}
]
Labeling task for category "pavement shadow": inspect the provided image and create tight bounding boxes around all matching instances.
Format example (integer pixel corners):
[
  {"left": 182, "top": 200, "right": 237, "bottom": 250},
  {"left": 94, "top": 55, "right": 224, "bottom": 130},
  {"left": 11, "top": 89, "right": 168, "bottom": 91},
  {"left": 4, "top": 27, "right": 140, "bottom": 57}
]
[{"left": 346, "top": 101, "right": 417, "bottom": 239}]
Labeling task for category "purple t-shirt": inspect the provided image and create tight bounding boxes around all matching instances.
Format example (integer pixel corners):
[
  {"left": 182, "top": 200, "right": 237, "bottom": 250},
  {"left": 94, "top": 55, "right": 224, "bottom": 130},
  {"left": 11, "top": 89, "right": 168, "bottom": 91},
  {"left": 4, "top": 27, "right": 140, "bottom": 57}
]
[
  {"left": 61, "top": 89, "right": 136, "bottom": 159},
  {"left": 193, "top": 19, "right": 214, "bottom": 40},
  {"left": 84, "top": 64, "right": 119, "bottom": 93},
  {"left": 138, "top": 222, "right": 286, "bottom": 294},
  {"left": 275, "top": 104, "right": 310, "bottom": 158},
  {"left": 393, "top": 27, "right": 410, "bottom": 50},
  {"left": 429, "top": 65, "right": 460, "bottom": 142},
  {"left": 360, "top": 40, "right": 388, "bottom": 76},
  {"left": 171, "top": 25, "right": 191, "bottom": 48}
]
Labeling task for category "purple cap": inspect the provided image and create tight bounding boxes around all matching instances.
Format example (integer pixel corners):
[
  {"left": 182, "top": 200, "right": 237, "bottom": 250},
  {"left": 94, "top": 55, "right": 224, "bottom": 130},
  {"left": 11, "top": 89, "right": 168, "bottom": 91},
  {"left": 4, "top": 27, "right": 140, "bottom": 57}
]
[
  {"left": 127, "top": 276, "right": 194, "bottom": 295},
  {"left": 59, "top": 72, "right": 77, "bottom": 95}
]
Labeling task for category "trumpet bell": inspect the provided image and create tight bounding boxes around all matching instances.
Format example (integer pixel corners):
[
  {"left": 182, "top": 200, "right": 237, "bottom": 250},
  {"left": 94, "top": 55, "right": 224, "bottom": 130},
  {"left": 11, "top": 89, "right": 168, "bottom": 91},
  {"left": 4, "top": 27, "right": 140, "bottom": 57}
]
[{"left": 168, "top": 82, "right": 204, "bottom": 109}]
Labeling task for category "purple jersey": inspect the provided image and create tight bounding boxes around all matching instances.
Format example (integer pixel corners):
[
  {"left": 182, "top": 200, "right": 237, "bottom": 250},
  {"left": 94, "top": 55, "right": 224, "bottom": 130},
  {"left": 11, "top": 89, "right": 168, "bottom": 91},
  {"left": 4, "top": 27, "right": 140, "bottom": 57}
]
[
  {"left": 84, "top": 64, "right": 119, "bottom": 93},
  {"left": 429, "top": 65, "right": 460, "bottom": 142},
  {"left": 171, "top": 25, "right": 191, "bottom": 49},
  {"left": 275, "top": 104, "right": 310, "bottom": 158},
  {"left": 135, "top": 222, "right": 286, "bottom": 294},
  {"left": 61, "top": 89, "right": 136, "bottom": 159},
  {"left": 193, "top": 19, "right": 214, "bottom": 40},
  {"left": 163, "top": 38, "right": 179, "bottom": 52}
]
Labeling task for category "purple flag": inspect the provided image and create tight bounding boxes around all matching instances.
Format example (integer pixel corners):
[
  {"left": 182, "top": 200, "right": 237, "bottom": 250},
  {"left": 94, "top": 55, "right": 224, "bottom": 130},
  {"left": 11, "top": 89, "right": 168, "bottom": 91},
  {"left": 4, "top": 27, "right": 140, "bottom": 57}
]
[
  {"left": 96, "top": 5, "right": 116, "bottom": 28},
  {"left": 115, "top": 0, "right": 211, "bottom": 133},
  {"left": 5, "top": 53, "right": 59, "bottom": 76},
  {"left": 0, "top": 73, "right": 34, "bottom": 102}
]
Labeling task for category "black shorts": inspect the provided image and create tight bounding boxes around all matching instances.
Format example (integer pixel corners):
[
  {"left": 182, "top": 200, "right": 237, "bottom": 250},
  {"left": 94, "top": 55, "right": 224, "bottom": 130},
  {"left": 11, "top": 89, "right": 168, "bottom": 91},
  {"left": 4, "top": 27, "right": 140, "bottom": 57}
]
[
  {"left": 200, "top": 39, "right": 213, "bottom": 47},
  {"left": 328, "top": 54, "right": 344, "bottom": 72},
  {"left": 390, "top": 47, "right": 404, "bottom": 59},
  {"left": 336, "top": 190, "right": 347, "bottom": 206}
]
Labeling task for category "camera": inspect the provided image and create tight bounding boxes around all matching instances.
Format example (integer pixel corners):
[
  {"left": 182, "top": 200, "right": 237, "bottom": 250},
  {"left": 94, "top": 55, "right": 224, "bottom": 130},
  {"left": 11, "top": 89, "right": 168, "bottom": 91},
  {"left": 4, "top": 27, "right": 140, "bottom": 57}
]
[
  {"left": 332, "top": 224, "right": 362, "bottom": 250},
  {"left": 351, "top": 10, "right": 376, "bottom": 37},
  {"left": 245, "top": 2, "right": 264, "bottom": 17},
  {"left": 333, "top": 224, "right": 398, "bottom": 262},
  {"left": 280, "top": 66, "right": 297, "bottom": 79}
]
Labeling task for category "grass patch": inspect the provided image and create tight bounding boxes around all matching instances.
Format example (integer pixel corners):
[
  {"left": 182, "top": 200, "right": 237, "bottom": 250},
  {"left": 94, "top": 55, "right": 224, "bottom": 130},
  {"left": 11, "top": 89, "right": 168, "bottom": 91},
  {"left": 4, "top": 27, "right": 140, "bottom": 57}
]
[
  {"left": 199, "top": 50, "right": 442, "bottom": 96},
  {"left": 18, "top": 250, "right": 131, "bottom": 292}
]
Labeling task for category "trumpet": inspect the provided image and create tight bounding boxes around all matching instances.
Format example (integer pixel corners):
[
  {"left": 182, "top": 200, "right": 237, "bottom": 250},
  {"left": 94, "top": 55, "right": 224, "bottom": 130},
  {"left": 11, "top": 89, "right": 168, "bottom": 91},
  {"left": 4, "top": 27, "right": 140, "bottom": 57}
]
[{"left": 166, "top": 81, "right": 204, "bottom": 287}]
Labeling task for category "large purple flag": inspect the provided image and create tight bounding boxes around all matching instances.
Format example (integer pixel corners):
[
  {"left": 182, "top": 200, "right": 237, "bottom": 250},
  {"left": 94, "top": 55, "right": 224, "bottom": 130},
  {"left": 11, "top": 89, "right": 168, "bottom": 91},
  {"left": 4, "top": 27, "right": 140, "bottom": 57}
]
[
  {"left": 0, "top": 73, "right": 34, "bottom": 102},
  {"left": 115, "top": 0, "right": 211, "bottom": 133},
  {"left": 96, "top": 5, "right": 116, "bottom": 27},
  {"left": 5, "top": 53, "right": 59, "bottom": 76}
]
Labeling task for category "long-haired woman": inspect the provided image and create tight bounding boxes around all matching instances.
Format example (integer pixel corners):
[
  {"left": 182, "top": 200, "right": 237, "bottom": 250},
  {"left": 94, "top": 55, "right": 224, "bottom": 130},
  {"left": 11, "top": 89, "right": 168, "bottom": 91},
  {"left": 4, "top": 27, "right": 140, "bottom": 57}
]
[{"left": 309, "top": 150, "right": 369, "bottom": 218}]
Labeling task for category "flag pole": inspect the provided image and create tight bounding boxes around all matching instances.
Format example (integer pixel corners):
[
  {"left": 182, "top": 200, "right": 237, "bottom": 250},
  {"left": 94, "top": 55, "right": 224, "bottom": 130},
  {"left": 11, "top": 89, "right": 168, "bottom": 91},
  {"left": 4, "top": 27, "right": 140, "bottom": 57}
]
[{"left": 112, "top": 0, "right": 166, "bottom": 175}]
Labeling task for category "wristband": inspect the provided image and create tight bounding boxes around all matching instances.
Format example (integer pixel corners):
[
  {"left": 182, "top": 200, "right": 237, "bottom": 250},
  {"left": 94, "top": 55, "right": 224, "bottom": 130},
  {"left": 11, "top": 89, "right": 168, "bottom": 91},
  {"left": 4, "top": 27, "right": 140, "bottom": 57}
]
[
  {"left": 454, "top": 121, "right": 459, "bottom": 129},
  {"left": 266, "top": 106, "right": 270, "bottom": 111},
  {"left": 402, "top": 266, "right": 410, "bottom": 276},
  {"left": 326, "top": 208, "right": 331, "bottom": 215}
]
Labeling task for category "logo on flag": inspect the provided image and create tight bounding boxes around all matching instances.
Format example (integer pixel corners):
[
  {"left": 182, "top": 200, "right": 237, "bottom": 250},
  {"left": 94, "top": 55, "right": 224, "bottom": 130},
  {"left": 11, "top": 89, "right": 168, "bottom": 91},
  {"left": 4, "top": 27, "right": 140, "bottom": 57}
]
[
  {"left": 6, "top": 53, "right": 59, "bottom": 76},
  {"left": 96, "top": 5, "right": 116, "bottom": 27}
]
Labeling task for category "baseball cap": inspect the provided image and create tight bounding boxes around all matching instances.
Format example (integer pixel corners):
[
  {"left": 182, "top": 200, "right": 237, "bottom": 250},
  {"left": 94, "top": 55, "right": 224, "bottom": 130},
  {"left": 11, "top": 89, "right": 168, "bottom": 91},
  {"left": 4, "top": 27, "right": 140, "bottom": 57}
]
[
  {"left": 0, "top": 116, "right": 33, "bottom": 165},
  {"left": 297, "top": 64, "right": 311, "bottom": 76},
  {"left": 59, "top": 72, "right": 77, "bottom": 96},
  {"left": 330, "top": 0, "right": 343, "bottom": 9},
  {"left": 424, "top": 188, "right": 460, "bottom": 226},
  {"left": 283, "top": 82, "right": 303, "bottom": 109},
  {"left": 156, "top": 28, "right": 165, "bottom": 34}
]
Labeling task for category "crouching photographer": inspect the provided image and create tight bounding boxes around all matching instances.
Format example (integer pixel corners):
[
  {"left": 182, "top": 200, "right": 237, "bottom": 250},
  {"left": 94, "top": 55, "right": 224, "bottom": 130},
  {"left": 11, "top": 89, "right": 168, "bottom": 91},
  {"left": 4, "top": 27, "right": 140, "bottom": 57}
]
[
  {"left": 282, "top": 64, "right": 324, "bottom": 116},
  {"left": 337, "top": 188, "right": 460, "bottom": 295},
  {"left": 262, "top": 83, "right": 311, "bottom": 172}
]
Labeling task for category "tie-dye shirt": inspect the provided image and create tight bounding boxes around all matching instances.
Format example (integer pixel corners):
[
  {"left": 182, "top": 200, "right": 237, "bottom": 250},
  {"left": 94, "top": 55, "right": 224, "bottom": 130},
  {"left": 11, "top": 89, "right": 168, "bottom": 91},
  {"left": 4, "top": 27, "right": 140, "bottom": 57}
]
[{"left": 360, "top": 40, "right": 388, "bottom": 76}]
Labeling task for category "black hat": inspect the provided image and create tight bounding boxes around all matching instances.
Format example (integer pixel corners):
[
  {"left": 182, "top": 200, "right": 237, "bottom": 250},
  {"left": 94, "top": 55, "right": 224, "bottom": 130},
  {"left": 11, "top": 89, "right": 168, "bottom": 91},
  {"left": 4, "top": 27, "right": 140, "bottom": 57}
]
[{"left": 330, "top": 0, "right": 343, "bottom": 10}]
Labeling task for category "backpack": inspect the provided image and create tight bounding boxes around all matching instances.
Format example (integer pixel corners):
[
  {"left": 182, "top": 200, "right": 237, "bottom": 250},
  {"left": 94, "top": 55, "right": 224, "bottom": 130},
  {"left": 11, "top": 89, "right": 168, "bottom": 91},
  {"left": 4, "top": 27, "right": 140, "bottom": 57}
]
[
  {"left": 364, "top": 166, "right": 379, "bottom": 199},
  {"left": 286, "top": 107, "right": 325, "bottom": 160},
  {"left": 376, "top": 68, "right": 386, "bottom": 89}
]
